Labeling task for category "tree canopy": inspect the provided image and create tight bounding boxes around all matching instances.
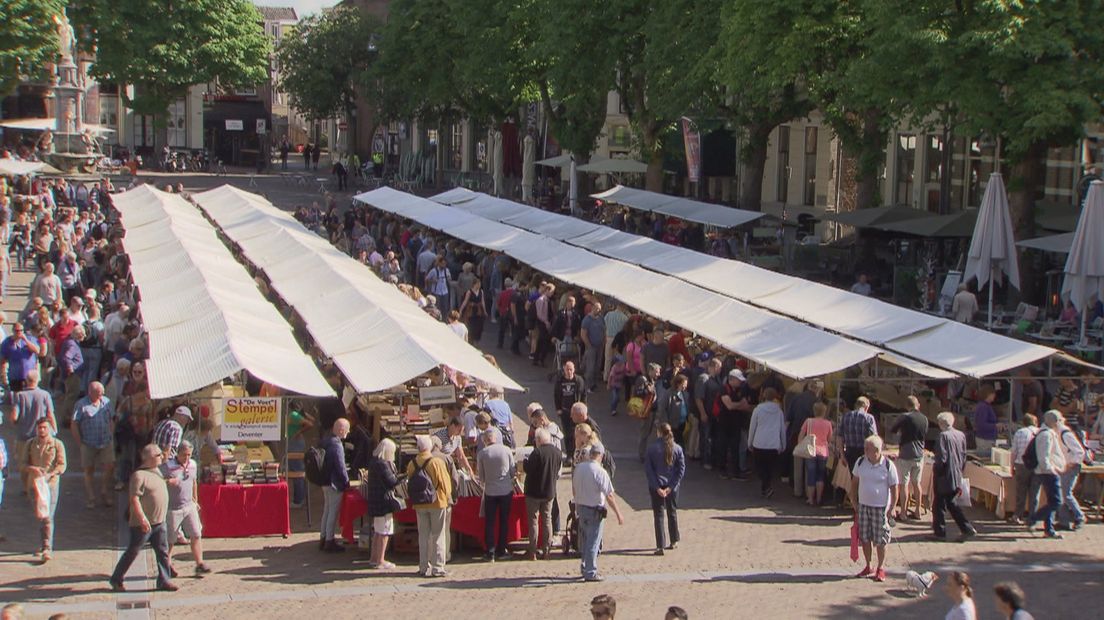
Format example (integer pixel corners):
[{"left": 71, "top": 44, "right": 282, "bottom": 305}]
[
  {"left": 0, "top": 0, "right": 64, "bottom": 97},
  {"left": 78, "top": 0, "right": 269, "bottom": 121}
]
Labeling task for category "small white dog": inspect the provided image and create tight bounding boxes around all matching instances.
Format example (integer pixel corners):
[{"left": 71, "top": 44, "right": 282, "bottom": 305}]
[{"left": 904, "top": 570, "right": 939, "bottom": 597}]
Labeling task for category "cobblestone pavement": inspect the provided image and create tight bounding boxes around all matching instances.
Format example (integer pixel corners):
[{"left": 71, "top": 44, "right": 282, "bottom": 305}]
[{"left": 1, "top": 173, "right": 1101, "bottom": 619}]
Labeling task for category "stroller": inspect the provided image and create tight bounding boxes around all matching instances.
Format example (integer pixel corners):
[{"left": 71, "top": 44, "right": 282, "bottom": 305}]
[
  {"left": 547, "top": 337, "right": 581, "bottom": 382},
  {"left": 561, "top": 501, "right": 580, "bottom": 556}
]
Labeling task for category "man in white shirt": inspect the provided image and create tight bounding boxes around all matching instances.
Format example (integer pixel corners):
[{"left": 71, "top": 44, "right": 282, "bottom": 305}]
[
  {"left": 1027, "top": 410, "right": 1068, "bottom": 538},
  {"left": 103, "top": 303, "right": 130, "bottom": 352},
  {"left": 571, "top": 443, "right": 624, "bottom": 582},
  {"left": 1056, "top": 415, "right": 1087, "bottom": 530},
  {"left": 850, "top": 273, "right": 872, "bottom": 296},
  {"left": 951, "top": 284, "right": 979, "bottom": 323},
  {"left": 849, "top": 435, "right": 898, "bottom": 583}
]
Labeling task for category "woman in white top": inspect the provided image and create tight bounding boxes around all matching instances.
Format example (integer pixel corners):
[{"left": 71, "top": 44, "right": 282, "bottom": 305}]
[
  {"left": 943, "top": 571, "right": 977, "bottom": 620},
  {"left": 446, "top": 310, "right": 469, "bottom": 342},
  {"left": 748, "top": 387, "right": 786, "bottom": 499}
]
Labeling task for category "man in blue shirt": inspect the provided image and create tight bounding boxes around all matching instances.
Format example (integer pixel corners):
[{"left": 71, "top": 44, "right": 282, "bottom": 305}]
[
  {"left": 0, "top": 323, "right": 41, "bottom": 396},
  {"left": 71, "top": 381, "right": 115, "bottom": 508},
  {"left": 483, "top": 387, "right": 515, "bottom": 445}
]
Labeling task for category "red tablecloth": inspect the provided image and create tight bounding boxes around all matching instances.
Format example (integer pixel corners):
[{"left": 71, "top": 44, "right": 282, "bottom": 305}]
[
  {"left": 340, "top": 490, "right": 528, "bottom": 546},
  {"left": 199, "top": 482, "right": 290, "bottom": 538}
]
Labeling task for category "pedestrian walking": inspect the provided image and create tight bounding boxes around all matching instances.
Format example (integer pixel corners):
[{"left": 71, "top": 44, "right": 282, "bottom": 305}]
[
  {"left": 644, "top": 423, "right": 684, "bottom": 554},
  {"left": 993, "top": 582, "right": 1035, "bottom": 620},
  {"left": 931, "top": 412, "right": 977, "bottom": 541},
  {"left": 1009, "top": 413, "right": 1040, "bottom": 523},
  {"left": 70, "top": 381, "right": 115, "bottom": 509},
  {"left": 748, "top": 388, "right": 786, "bottom": 499},
  {"left": 943, "top": 571, "right": 977, "bottom": 620},
  {"left": 109, "top": 444, "right": 176, "bottom": 592},
  {"left": 524, "top": 427, "right": 562, "bottom": 560},
  {"left": 161, "top": 441, "right": 210, "bottom": 576},
  {"left": 571, "top": 443, "right": 623, "bottom": 582},
  {"left": 22, "top": 418, "right": 65, "bottom": 563},
  {"left": 1026, "top": 410, "right": 1067, "bottom": 538},
  {"left": 633, "top": 363, "right": 660, "bottom": 461}
]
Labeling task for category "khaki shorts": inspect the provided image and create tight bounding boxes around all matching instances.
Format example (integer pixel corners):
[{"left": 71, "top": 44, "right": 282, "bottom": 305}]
[
  {"left": 168, "top": 504, "right": 202, "bottom": 540},
  {"left": 895, "top": 458, "right": 923, "bottom": 487},
  {"left": 80, "top": 442, "right": 115, "bottom": 469}
]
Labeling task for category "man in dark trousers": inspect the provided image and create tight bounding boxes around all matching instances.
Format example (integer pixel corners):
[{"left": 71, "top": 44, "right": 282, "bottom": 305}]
[
  {"left": 332, "top": 158, "right": 348, "bottom": 191},
  {"left": 553, "top": 360, "right": 586, "bottom": 456},
  {"left": 523, "top": 428, "right": 562, "bottom": 559},
  {"left": 302, "top": 143, "right": 312, "bottom": 170},
  {"left": 931, "top": 411, "right": 977, "bottom": 542}
]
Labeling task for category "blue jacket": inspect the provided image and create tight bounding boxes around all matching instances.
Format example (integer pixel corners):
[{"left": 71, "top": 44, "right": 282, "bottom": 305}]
[
  {"left": 322, "top": 435, "right": 349, "bottom": 491},
  {"left": 644, "top": 438, "right": 685, "bottom": 491}
]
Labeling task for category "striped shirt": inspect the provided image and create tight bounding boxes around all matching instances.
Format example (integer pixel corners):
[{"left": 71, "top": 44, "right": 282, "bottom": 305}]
[
  {"left": 1010, "top": 424, "right": 1038, "bottom": 465},
  {"left": 839, "top": 409, "right": 876, "bottom": 449},
  {"left": 152, "top": 419, "right": 184, "bottom": 457}
]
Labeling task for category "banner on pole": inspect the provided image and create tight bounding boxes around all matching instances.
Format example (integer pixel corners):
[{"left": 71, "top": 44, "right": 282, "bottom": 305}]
[
  {"left": 682, "top": 118, "right": 702, "bottom": 183},
  {"left": 219, "top": 397, "right": 281, "bottom": 441}
]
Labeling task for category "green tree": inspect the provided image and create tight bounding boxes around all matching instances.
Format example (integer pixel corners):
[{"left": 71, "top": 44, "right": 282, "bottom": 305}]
[
  {"left": 719, "top": 0, "right": 814, "bottom": 210},
  {"left": 0, "top": 0, "right": 63, "bottom": 97},
  {"left": 78, "top": 0, "right": 268, "bottom": 142},
  {"left": 276, "top": 5, "right": 381, "bottom": 155}
]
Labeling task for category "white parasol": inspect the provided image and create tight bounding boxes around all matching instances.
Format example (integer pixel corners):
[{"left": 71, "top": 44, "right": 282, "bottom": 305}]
[
  {"left": 1062, "top": 180, "right": 1104, "bottom": 344},
  {"left": 963, "top": 173, "right": 1020, "bottom": 328},
  {"left": 492, "top": 129, "right": 504, "bottom": 197}
]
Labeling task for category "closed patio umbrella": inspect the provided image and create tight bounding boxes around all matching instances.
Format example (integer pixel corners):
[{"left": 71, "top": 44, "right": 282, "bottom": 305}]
[
  {"left": 963, "top": 173, "right": 1020, "bottom": 328},
  {"left": 1062, "top": 180, "right": 1104, "bottom": 344},
  {"left": 493, "top": 129, "right": 504, "bottom": 197},
  {"left": 521, "top": 133, "right": 535, "bottom": 203}
]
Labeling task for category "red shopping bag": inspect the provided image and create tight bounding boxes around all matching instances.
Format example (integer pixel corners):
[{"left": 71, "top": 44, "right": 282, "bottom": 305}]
[{"left": 849, "top": 519, "right": 860, "bottom": 563}]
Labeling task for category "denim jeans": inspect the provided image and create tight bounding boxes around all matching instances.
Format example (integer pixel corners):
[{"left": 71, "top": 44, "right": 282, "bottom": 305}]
[
  {"left": 608, "top": 387, "right": 622, "bottom": 416},
  {"left": 1030, "top": 473, "right": 1063, "bottom": 535},
  {"left": 577, "top": 505, "right": 605, "bottom": 579},
  {"left": 1058, "top": 465, "right": 1085, "bottom": 526},
  {"left": 320, "top": 486, "right": 343, "bottom": 541},
  {"left": 483, "top": 493, "right": 512, "bottom": 555},
  {"left": 110, "top": 522, "right": 173, "bottom": 587}
]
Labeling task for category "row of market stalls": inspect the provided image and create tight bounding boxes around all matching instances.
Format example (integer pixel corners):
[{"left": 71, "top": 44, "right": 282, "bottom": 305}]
[{"left": 112, "top": 183, "right": 520, "bottom": 538}]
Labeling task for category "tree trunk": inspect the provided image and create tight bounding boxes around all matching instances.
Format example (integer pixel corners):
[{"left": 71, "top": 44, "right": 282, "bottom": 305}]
[
  {"left": 855, "top": 108, "right": 886, "bottom": 211},
  {"left": 1007, "top": 140, "right": 1048, "bottom": 304},
  {"left": 345, "top": 100, "right": 358, "bottom": 159},
  {"left": 739, "top": 122, "right": 772, "bottom": 212},
  {"left": 643, "top": 124, "right": 664, "bottom": 192}
]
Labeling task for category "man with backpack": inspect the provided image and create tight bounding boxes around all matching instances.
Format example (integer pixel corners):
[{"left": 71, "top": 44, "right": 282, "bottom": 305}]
[
  {"left": 405, "top": 435, "right": 453, "bottom": 577},
  {"left": 1025, "top": 410, "right": 1068, "bottom": 539},
  {"left": 1009, "top": 414, "right": 1040, "bottom": 524},
  {"left": 317, "top": 418, "right": 351, "bottom": 553}
]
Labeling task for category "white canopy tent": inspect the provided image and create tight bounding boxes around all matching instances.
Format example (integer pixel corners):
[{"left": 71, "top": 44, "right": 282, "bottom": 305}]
[
  {"left": 114, "top": 185, "right": 333, "bottom": 399},
  {"left": 593, "top": 185, "right": 766, "bottom": 229},
  {"left": 357, "top": 187, "right": 957, "bottom": 380},
  {"left": 1017, "top": 232, "right": 1074, "bottom": 254},
  {"left": 430, "top": 190, "right": 1059, "bottom": 378},
  {"left": 0, "top": 117, "right": 115, "bottom": 134},
  {"left": 0, "top": 158, "right": 59, "bottom": 177},
  {"left": 192, "top": 185, "right": 522, "bottom": 393}
]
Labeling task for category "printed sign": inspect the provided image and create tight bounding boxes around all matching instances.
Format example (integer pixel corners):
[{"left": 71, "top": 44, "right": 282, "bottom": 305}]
[
  {"left": 225, "top": 119, "right": 244, "bottom": 131},
  {"left": 256, "top": 119, "right": 267, "bottom": 134},
  {"left": 219, "top": 397, "right": 281, "bottom": 441},
  {"left": 418, "top": 385, "right": 457, "bottom": 406},
  {"left": 682, "top": 117, "right": 702, "bottom": 183}
]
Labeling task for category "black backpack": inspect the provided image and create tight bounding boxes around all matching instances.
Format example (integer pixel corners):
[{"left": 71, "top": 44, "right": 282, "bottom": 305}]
[
  {"left": 407, "top": 458, "right": 438, "bottom": 505},
  {"left": 1021, "top": 430, "right": 1042, "bottom": 471},
  {"left": 304, "top": 445, "right": 328, "bottom": 486}
]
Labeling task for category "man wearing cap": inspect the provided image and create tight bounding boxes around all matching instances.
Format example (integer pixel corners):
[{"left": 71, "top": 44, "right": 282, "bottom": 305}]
[
  {"left": 571, "top": 443, "right": 624, "bottom": 582},
  {"left": 152, "top": 405, "right": 192, "bottom": 460},
  {"left": 714, "top": 368, "right": 753, "bottom": 479},
  {"left": 71, "top": 381, "right": 115, "bottom": 508}
]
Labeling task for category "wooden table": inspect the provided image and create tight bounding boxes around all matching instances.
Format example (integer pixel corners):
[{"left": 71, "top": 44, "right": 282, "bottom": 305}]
[
  {"left": 964, "top": 461, "right": 1014, "bottom": 518},
  {"left": 1082, "top": 463, "right": 1104, "bottom": 522}
]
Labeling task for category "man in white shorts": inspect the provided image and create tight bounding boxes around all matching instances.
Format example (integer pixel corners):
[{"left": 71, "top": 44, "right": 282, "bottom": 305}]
[{"left": 161, "top": 440, "right": 211, "bottom": 577}]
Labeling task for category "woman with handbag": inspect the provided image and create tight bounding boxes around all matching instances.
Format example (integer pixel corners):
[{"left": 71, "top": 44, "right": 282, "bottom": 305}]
[
  {"left": 633, "top": 364, "right": 661, "bottom": 462},
  {"left": 365, "top": 438, "right": 403, "bottom": 570},
  {"left": 797, "top": 402, "right": 834, "bottom": 506}
]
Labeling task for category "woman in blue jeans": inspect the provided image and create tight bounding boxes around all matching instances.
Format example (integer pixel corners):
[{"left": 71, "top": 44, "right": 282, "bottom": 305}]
[
  {"left": 287, "top": 405, "right": 316, "bottom": 507},
  {"left": 798, "top": 403, "right": 833, "bottom": 506}
]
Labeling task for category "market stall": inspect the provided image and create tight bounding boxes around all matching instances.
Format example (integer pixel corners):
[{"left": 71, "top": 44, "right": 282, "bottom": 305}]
[{"left": 340, "top": 490, "right": 527, "bottom": 547}]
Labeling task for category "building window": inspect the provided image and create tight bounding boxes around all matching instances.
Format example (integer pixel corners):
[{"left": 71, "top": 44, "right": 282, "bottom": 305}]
[
  {"left": 803, "top": 127, "right": 817, "bottom": 206},
  {"left": 1044, "top": 146, "right": 1077, "bottom": 201},
  {"left": 966, "top": 137, "right": 995, "bottom": 208},
  {"left": 133, "top": 114, "right": 154, "bottom": 148},
  {"left": 776, "top": 125, "right": 790, "bottom": 203},
  {"left": 895, "top": 133, "right": 916, "bottom": 205},
  {"left": 167, "top": 99, "right": 187, "bottom": 147},
  {"left": 608, "top": 125, "right": 631, "bottom": 150}
]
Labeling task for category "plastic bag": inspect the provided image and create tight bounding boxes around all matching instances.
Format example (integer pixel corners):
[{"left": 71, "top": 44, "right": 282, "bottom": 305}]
[
  {"left": 34, "top": 477, "right": 51, "bottom": 520},
  {"left": 954, "top": 478, "right": 972, "bottom": 507},
  {"left": 849, "top": 520, "right": 860, "bottom": 563}
]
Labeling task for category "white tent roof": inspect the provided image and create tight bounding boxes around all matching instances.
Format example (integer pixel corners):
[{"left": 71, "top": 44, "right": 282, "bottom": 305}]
[
  {"left": 192, "top": 185, "right": 522, "bottom": 393},
  {"left": 0, "top": 158, "right": 53, "bottom": 177},
  {"left": 593, "top": 185, "right": 765, "bottom": 229},
  {"left": 577, "top": 158, "right": 649, "bottom": 174},
  {"left": 360, "top": 187, "right": 912, "bottom": 379},
  {"left": 113, "top": 185, "right": 333, "bottom": 399},
  {"left": 431, "top": 190, "right": 1058, "bottom": 378},
  {"left": 0, "top": 117, "right": 115, "bottom": 134}
]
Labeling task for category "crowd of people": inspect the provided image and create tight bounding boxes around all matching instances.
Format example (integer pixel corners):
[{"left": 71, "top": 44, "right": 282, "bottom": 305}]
[{"left": 0, "top": 173, "right": 209, "bottom": 590}]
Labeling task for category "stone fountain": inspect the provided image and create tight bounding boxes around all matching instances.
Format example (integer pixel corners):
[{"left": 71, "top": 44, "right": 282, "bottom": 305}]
[{"left": 42, "top": 11, "right": 101, "bottom": 175}]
